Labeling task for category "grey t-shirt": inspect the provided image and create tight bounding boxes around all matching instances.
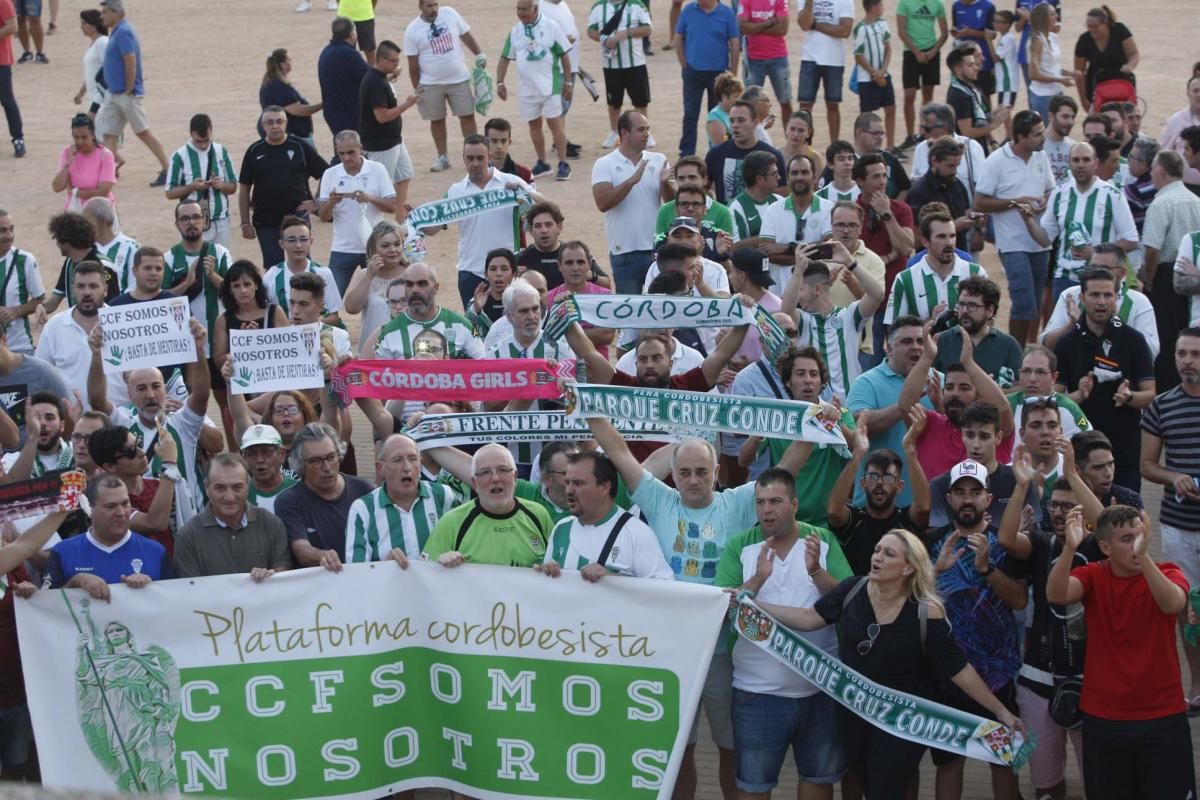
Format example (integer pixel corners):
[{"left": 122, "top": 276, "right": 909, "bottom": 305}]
[
  {"left": 0, "top": 355, "right": 71, "bottom": 445},
  {"left": 275, "top": 475, "right": 374, "bottom": 561}
]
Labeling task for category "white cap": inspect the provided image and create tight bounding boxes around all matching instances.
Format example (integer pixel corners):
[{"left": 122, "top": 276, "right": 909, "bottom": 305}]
[
  {"left": 240, "top": 424, "right": 283, "bottom": 450},
  {"left": 948, "top": 459, "right": 988, "bottom": 489}
]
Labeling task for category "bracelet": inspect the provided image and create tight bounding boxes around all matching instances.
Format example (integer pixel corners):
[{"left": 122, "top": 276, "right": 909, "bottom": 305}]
[{"left": 808, "top": 567, "right": 824, "bottom": 577}]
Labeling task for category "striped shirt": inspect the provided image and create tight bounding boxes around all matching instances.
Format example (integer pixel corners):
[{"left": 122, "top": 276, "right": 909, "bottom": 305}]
[
  {"left": 729, "top": 191, "right": 777, "bottom": 240},
  {"left": 501, "top": 15, "right": 571, "bottom": 97},
  {"left": 1038, "top": 178, "right": 1138, "bottom": 280},
  {"left": 99, "top": 234, "right": 140, "bottom": 292},
  {"left": 852, "top": 18, "right": 890, "bottom": 72},
  {"left": 374, "top": 307, "right": 484, "bottom": 359},
  {"left": 758, "top": 193, "right": 836, "bottom": 288},
  {"left": 165, "top": 242, "right": 230, "bottom": 357},
  {"left": 1141, "top": 386, "right": 1200, "bottom": 530},
  {"left": 814, "top": 182, "right": 861, "bottom": 203},
  {"left": 345, "top": 482, "right": 457, "bottom": 562},
  {"left": 547, "top": 506, "right": 673, "bottom": 578},
  {"left": 0, "top": 248, "right": 45, "bottom": 354},
  {"left": 587, "top": 0, "right": 651, "bottom": 70},
  {"left": 248, "top": 476, "right": 297, "bottom": 514},
  {"left": 167, "top": 141, "right": 238, "bottom": 221},
  {"left": 884, "top": 254, "right": 984, "bottom": 324},
  {"left": 796, "top": 302, "right": 866, "bottom": 400},
  {"left": 487, "top": 331, "right": 570, "bottom": 467},
  {"left": 263, "top": 260, "right": 343, "bottom": 317}
]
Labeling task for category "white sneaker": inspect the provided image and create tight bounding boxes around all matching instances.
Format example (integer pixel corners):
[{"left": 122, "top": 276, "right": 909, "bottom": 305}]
[
  {"left": 296, "top": 0, "right": 311, "bottom": 11},
  {"left": 647, "top": 134, "right": 657, "bottom": 148},
  {"left": 601, "top": 131, "right": 618, "bottom": 149},
  {"left": 430, "top": 154, "right": 451, "bottom": 172},
  {"left": 326, "top": 0, "right": 338, "bottom": 9}
]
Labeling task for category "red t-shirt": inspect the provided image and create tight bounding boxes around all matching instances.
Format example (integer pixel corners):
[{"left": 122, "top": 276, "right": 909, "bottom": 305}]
[
  {"left": 129, "top": 477, "right": 174, "bottom": 558},
  {"left": 1072, "top": 560, "right": 1189, "bottom": 720},
  {"left": 610, "top": 366, "right": 712, "bottom": 460},
  {"left": 856, "top": 196, "right": 915, "bottom": 301},
  {"left": 0, "top": 0, "right": 15, "bottom": 67},
  {"left": 916, "top": 410, "right": 1014, "bottom": 479}
]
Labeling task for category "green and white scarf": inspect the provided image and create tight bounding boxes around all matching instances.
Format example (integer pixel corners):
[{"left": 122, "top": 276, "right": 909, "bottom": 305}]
[{"left": 405, "top": 411, "right": 675, "bottom": 450}]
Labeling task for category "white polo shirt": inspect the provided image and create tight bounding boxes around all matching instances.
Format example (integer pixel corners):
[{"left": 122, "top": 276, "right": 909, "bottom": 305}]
[
  {"left": 317, "top": 159, "right": 396, "bottom": 254},
  {"left": 445, "top": 169, "right": 534, "bottom": 278},
  {"left": 974, "top": 142, "right": 1055, "bottom": 253},
  {"left": 758, "top": 193, "right": 835, "bottom": 288},
  {"left": 591, "top": 148, "right": 669, "bottom": 254},
  {"left": 34, "top": 309, "right": 129, "bottom": 411}
]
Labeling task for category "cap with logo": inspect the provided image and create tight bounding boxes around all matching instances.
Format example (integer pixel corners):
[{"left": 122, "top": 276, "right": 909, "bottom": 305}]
[
  {"left": 667, "top": 216, "right": 701, "bottom": 235},
  {"left": 948, "top": 459, "right": 989, "bottom": 488},
  {"left": 241, "top": 424, "right": 284, "bottom": 450},
  {"left": 730, "top": 249, "right": 775, "bottom": 287}
]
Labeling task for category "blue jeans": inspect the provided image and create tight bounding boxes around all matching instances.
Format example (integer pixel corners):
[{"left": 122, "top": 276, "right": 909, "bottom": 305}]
[
  {"left": 731, "top": 688, "right": 847, "bottom": 791},
  {"left": 745, "top": 57, "right": 792, "bottom": 104},
  {"left": 1029, "top": 91, "right": 1057, "bottom": 124},
  {"left": 609, "top": 249, "right": 654, "bottom": 295},
  {"left": 679, "top": 66, "right": 721, "bottom": 157},
  {"left": 255, "top": 227, "right": 284, "bottom": 269},
  {"left": 1052, "top": 276, "right": 1079, "bottom": 303},
  {"left": 0, "top": 66, "right": 22, "bottom": 142},
  {"left": 328, "top": 251, "right": 366, "bottom": 297},
  {"left": 798, "top": 61, "right": 845, "bottom": 104},
  {"left": 0, "top": 704, "right": 32, "bottom": 770},
  {"left": 457, "top": 270, "right": 486, "bottom": 312},
  {"left": 998, "top": 250, "right": 1051, "bottom": 321}
]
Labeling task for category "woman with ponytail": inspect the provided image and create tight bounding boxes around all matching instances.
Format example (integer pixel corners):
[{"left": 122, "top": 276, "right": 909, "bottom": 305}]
[
  {"left": 1073, "top": 5, "right": 1139, "bottom": 107},
  {"left": 259, "top": 48, "right": 323, "bottom": 148}
]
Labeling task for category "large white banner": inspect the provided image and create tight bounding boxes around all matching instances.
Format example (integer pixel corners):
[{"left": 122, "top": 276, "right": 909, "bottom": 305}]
[
  {"left": 17, "top": 563, "right": 728, "bottom": 800},
  {"left": 98, "top": 296, "right": 197, "bottom": 374}
]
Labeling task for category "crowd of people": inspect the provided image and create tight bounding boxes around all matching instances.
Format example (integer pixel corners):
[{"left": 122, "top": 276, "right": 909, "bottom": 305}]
[{"left": 0, "top": 0, "right": 1198, "bottom": 798}]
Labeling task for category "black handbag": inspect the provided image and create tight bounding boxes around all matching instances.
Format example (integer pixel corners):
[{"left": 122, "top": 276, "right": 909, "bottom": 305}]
[{"left": 1049, "top": 675, "right": 1083, "bottom": 730}]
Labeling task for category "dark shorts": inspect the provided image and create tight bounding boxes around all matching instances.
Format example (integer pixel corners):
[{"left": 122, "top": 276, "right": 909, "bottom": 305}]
[
  {"left": 603, "top": 65, "right": 651, "bottom": 109},
  {"left": 930, "top": 680, "right": 1018, "bottom": 766},
  {"left": 208, "top": 358, "right": 227, "bottom": 391},
  {"left": 13, "top": 0, "right": 40, "bottom": 16},
  {"left": 902, "top": 50, "right": 941, "bottom": 90},
  {"left": 859, "top": 75, "right": 896, "bottom": 112},
  {"left": 355, "top": 18, "right": 377, "bottom": 53}
]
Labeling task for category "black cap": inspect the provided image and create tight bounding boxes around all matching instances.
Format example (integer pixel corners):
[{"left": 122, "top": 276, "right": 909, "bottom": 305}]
[{"left": 729, "top": 249, "right": 774, "bottom": 288}]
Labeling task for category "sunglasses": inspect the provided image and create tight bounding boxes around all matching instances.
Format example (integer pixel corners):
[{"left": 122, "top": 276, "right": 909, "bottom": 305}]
[{"left": 857, "top": 623, "right": 881, "bottom": 656}]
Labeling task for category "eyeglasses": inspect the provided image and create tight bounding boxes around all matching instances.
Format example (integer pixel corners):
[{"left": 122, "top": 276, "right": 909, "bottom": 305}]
[
  {"left": 857, "top": 623, "right": 881, "bottom": 656},
  {"left": 303, "top": 452, "right": 340, "bottom": 467},
  {"left": 866, "top": 129, "right": 886, "bottom": 137},
  {"left": 475, "top": 466, "right": 516, "bottom": 479},
  {"left": 1019, "top": 367, "right": 1052, "bottom": 377},
  {"left": 274, "top": 404, "right": 302, "bottom": 417},
  {"left": 1048, "top": 500, "right": 1076, "bottom": 513},
  {"left": 677, "top": 201, "right": 705, "bottom": 209},
  {"left": 283, "top": 236, "right": 312, "bottom": 245},
  {"left": 955, "top": 300, "right": 986, "bottom": 313},
  {"left": 542, "top": 469, "right": 566, "bottom": 477},
  {"left": 177, "top": 214, "right": 205, "bottom": 224},
  {"left": 832, "top": 221, "right": 861, "bottom": 230},
  {"left": 115, "top": 444, "right": 141, "bottom": 461},
  {"left": 70, "top": 432, "right": 92, "bottom": 443},
  {"left": 863, "top": 472, "right": 898, "bottom": 485},
  {"left": 387, "top": 297, "right": 407, "bottom": 306}
]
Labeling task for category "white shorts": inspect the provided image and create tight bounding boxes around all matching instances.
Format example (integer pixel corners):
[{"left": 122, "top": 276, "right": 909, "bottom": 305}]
[
  {"left": 1160, "top": 523, "right": 1200, "bottom": 589},
  {"left": 96, "top": 92, "right": 151, "bottom": 137},
  {"left": 365, "top": 143, "right": 414, "bottom": 183},
  {"left": 517, "top": 92, "right": 563, "bottom": 122}
]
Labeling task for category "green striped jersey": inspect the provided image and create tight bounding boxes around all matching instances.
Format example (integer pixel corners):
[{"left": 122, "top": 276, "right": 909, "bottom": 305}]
[
  {"left": 248, "top": 476, "right": 297, "bottom": 514},
  {"left": 501, "top": 16, "right": 570, "bottom": 96},
  {"left": 112, "top": 404, "right": 205, "bottom": 517},
  {"left": 485, "top": 331, "right": 566, "bottom": 361},
  {"left": 0, "top": 248, "right": 45, "bottom": 353},
  {"left": 164, "top": 242, "right": 230, "bottom": 357},
  {"left": 852, "top": 18, "right": 890, "bottom": 72},
  {"left": 262, "top": 260, "right": 342, "bottom": 317},
  {"left": 1, "top": 440, "right": 74, "bottom": 477},
  {"left": 166, "top": 141, "right": 238, "bottom": 220},
  {"left": 884, "top": 255, "right": 984, "bottom": 324},
  {"left": 587, "top": 0, "right": 651, "bottom": 70},
  {"left": 1007, "top": 390, "right": 1092, "bottom": 439},
  {"left": 100, "top": 234, "right": 140, "bottom": 292},
  {"left": 345, "top": 482, "right": 457, "bottom": 563},
  {"left": 729, "top": 191, "right": 777, "bottom": 240},
  {"left": 815, "top": 182, "right": 862, "bottom": 203},
  {"left": 1180, "top": 232, "right": 1200, "bottom": 328},
  {"left": 547, "top": 506, "right": 673, "bottom": 578},
  {"left": 1039, "top": 178, "right": 1137, "bottom": 280},
  {"left": 796, "top": 302, "right": 866, "bottom": 400},
  {"left": 374, "top": 308, "right": 484, "bottom": 359},
  {"left": 54, "top": 251, "right": 117, "bottom": 308}
]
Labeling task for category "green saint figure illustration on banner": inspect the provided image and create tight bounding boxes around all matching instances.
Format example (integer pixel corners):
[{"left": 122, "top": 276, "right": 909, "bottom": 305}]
[{"left": 71, "top": 597, "right": 180, "bottom": 793}]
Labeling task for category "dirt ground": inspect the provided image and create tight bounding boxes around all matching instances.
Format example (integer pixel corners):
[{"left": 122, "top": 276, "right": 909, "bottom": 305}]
[{"left": 2, "top": 0, "right": 1199, "bottom": 797}]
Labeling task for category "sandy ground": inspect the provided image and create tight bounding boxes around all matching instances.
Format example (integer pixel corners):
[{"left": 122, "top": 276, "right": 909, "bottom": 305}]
[{"left": 2, "top": 0, "right": 1199, "bottom": 797}]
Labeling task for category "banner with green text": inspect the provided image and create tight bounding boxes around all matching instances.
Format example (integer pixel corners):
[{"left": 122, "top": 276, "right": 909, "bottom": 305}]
[
  {"left": 406, "top": 411, "right": 678, "bottom": 450},
  {"left": 17, "top": 563, "right": 728, "bottom": 799}
]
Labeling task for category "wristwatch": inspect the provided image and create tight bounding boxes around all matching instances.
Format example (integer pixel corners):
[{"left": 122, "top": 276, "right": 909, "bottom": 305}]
[
  {"left": 880, "top": 211, "right": 893, "bottom": 222},
  {"left": 847, "top": 260, "right": 859, "bottom": 272}
]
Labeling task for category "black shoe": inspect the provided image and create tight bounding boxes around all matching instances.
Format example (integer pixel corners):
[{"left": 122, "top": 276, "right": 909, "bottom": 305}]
[
  {"left": 566, "top": 143, "right": 582, "bottom": 159},
  {"left": 34, "top": 52, "right": 48, "bottom": 64},
  {"left": 643, "top": 39, "right": 654, "bottom": 56},
  {"left": 149, "top": 169, "right": 167, "bottom": 187},
  {"left": 898, "top": 134, "right": 921, "bottom": 150},
  {"left": 12, "top": 139, "right": 25, "bottom": 158},
  {"left": 16, "top": 51, "right": 32, "bottom": 64}
]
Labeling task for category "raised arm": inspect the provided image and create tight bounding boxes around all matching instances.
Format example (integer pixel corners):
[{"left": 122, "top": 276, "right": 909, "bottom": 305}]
[
  {"left": 700, "top": 297, "right": 753, "bottom": 386},
  {"left": 996, "top": 446, "right": 1036, "bottom": 560},
  {"left": 185, "top": 321, "right": 211, "bottom": 417},
  {"left": 827, "top": 418, "right": 869, "bottom": 530},
  {"left": 0, "top": 511, "right": 69, "bottom": 575},
  {"left": 958, "top": 332, "right": 1014, "bottom": 439},
  {"left": 1046, "top": 507, "right": 1087, "bottom": 605},
  {"left": 565, "top": 322, "right": 615, "bottom": 384},
  {"left": 898, "top": 322, "right": 937, "bottom": 416},
  {"left": 585, "top": 416, "right": 646, "bottom": 494},
  {"left": 86, "top": 325, "right": 114, "bottom": 415},
  {"left": 902, "top": 405, "right": 931, "bottom": 529}
]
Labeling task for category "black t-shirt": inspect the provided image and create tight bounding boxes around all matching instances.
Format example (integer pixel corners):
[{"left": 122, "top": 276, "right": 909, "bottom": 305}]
[
  {"left": 516, "top": 245, "right": 566, "bottom": 290},
  {"left": 238, "top": 136, "right": 329, "bottom": 229},
  {"left": 358, "top": 68, "right": 401, "bottom": 151},
  {"left": 1074, "top": 22, "right": 1134, "bottom": 100},
  {"left": 1017, "top": 528, "right": 1105, "bottom": 696},
  {"left": 275, "top": 475, "right": 374, "bottom": 561},
  {"left": 480, "top": 295, "right": 505, "bottom": 323},
  {"left": 54, "top": 249, "right": 121, "bottom": 303},
  {"left": 905, "top": 173, "right": 971, "bottom": 249},
  {"left": 947, "top": 80, "right": 991, "bottom": 153},
  {"left": 815, "top": 576, "right": 968, "bottom": 698},
  {"left": 1053, "top": 319, "right": 1154, "bottom": 465},
  {"left": 829, "top": 504, "right": 924, "bottom": 576},
  {"left": 259, "top": 79, "right": 314, "bottom": 139},
  {"left": 704, "top": 140, "right": 787, "bottom": 204},
  {"left": 108, "top": 289, "right": 174, "bottom": 306}
]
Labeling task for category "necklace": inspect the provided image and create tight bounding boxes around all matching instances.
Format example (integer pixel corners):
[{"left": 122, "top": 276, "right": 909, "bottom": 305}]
[{"left": 868, "top": 584, "right": 908, "bottom": 624}]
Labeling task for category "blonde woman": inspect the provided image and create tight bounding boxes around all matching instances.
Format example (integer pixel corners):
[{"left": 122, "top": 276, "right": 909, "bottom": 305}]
[
  {"left": 705, "top": 71, "right": 744, "bottom": 148},
  {"left": 750, "top": 529, "right": 1023, "bottom": 799},
  {"left": 344, "top": 219, "right": 408, "bottom": 351},
  {"left": 1027, "top": 4, "right": 1078, "bottom": 123}
]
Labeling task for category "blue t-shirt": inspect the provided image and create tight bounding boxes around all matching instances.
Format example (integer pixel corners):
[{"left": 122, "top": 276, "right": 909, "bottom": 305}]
[
  {"left": 952, "top": 0, "right": 995, "bottom": 70},
  {"left": 629, "top": 469, "right": 757, "bottom": 585},
  {"left": 102, "top": 21, "right": 144, "bottom": 96},
  {"left": 259, "top": 79, "right": 314, "bottom": 139},
  {"left": 48, "top": 532, "right": 172, "bottom": 587},
  {"left": 1016, "top": 0, "right": 1060, "bottom": 65},
  {"left": 845, "top": 361, "right": 935, "bottom": 507},
  {"left": 676, "top": 2, "right": 739, "bottom": 72}
]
